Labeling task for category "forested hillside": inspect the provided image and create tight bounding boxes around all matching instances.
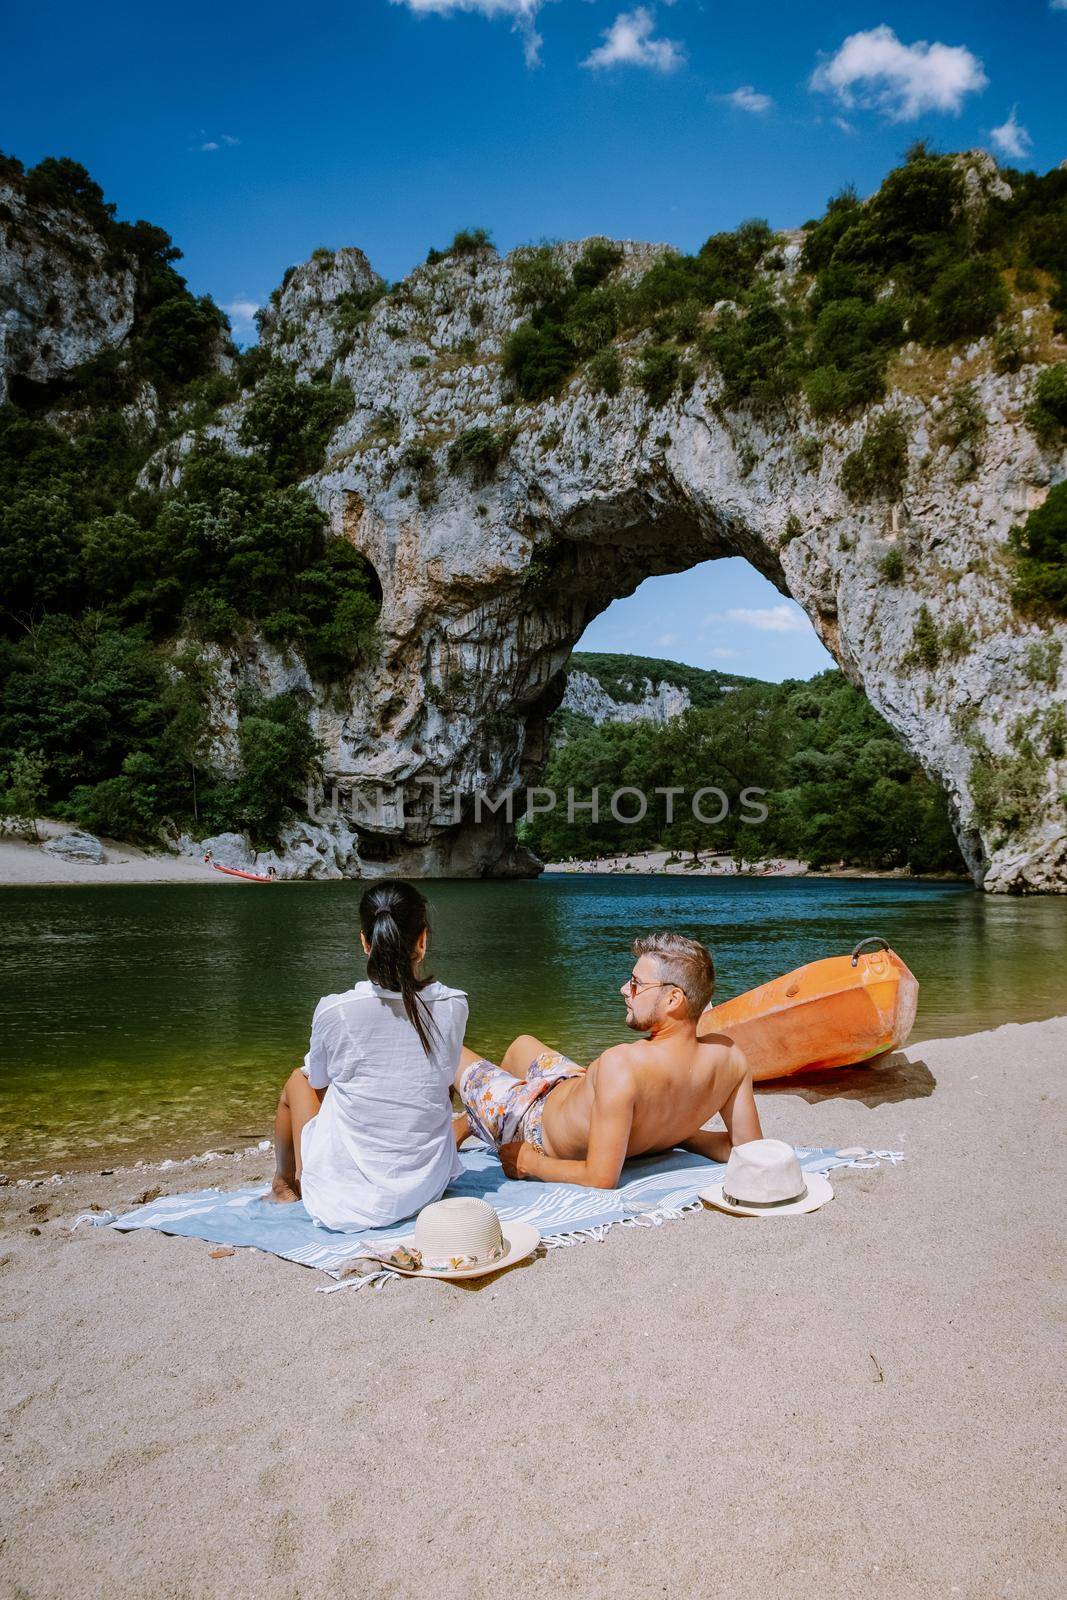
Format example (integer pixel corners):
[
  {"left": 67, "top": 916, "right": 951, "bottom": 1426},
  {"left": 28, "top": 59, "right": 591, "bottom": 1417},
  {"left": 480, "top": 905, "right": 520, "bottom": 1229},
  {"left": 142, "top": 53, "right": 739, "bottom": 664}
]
[
  {"left": 1, "top": 145, "right": 1064, "bottom": 881},
  {"left": 527, "top": 662, "right": 966, "bottom": 874},
  {"left": 0, "top": 154, "right": 380, "bottom": 845}
]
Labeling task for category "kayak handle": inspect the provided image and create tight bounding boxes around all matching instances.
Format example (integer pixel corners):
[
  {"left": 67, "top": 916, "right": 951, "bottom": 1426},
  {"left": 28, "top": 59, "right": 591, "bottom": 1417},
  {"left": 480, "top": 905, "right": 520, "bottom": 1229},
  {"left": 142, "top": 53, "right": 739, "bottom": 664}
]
[{"left": 851, "top": 936, "right": 890, "bottom": 967}]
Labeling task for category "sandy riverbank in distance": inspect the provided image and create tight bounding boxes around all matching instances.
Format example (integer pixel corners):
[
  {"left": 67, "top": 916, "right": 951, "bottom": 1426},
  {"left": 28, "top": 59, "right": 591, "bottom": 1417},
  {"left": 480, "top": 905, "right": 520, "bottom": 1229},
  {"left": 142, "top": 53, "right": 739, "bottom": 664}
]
[
  {"left": 543, "top": 848, "right": 956, "bottom": 880},
  {"left": 0, "top": 820, "right": 229, "bottom": 887},
  {"left": 1, "top": 1014, "right": 1063, "bottom": 1598},
  {"left": 2, "top": 828, "right": 964, "bottom": 888}
]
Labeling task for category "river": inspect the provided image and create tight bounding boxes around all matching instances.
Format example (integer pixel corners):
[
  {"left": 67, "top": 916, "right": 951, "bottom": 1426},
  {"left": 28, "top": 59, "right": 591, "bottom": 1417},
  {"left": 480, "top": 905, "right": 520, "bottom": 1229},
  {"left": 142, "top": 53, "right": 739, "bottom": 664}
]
[{"left": 1, "top": 876, "right": 1064, "bottom": 1174}]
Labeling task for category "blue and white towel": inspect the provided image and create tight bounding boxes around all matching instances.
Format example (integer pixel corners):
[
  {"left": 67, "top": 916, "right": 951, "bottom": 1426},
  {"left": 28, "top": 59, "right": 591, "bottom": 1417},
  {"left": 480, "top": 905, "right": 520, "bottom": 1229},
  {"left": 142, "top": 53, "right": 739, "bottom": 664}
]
[{"left": 86, "top": 1144, "right": 903, "bottom": 1291}]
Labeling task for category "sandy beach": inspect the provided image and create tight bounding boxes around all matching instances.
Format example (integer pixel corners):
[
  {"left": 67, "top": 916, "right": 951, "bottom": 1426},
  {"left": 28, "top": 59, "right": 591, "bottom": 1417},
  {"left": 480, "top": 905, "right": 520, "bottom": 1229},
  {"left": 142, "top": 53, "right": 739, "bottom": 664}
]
[
  {"left": 1, "top": 1013, "right": 1063, "bottom": 1599},
  {"left": 542, "top": 849, "right": 967, "bottom": 880},
  {"left": 2, "top": 828, "right": 968, "bottom": 889},
  {"left": 0, "top": 821, "right": 225, "bottom": 887}
]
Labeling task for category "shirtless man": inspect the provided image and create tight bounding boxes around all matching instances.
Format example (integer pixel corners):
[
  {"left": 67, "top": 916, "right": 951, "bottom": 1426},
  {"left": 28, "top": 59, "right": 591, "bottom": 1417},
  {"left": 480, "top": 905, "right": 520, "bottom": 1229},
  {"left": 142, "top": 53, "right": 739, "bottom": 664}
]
[{"left": 453, "top": 932, "right": 761, "bottom": 1189}]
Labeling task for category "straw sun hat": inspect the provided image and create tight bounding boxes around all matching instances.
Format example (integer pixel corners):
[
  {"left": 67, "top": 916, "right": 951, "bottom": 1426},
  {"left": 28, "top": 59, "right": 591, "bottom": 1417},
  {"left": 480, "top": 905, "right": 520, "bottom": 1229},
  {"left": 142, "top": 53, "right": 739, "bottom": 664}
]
[
  {"left": 699, "top": 1138, "right": 833, "bottom": 1217},
  {"left": 375, "top": 1197, "right": 540, "bottom": 1281}
]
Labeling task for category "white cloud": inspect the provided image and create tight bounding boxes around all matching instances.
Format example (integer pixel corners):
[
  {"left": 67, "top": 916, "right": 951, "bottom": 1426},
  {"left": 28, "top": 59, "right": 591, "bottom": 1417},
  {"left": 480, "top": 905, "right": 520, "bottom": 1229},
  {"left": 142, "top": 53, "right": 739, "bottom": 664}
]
[
  {"left": 224, "top": 299, "right": 261, "bottom": 338},
  {"left": 582, "top": 7, "right": 685, "bottom": 73},
  {"left": 1051, "top": 2, "right": 1067, "bottom": 10},
  {"left": 199, "top": 133, "right": 240, "bottom": 153},
  {"left": 989, "top": 108, "right": 1032, "bottom": 161},
  {"left": 657, "top": 631, "right": 680, "bottom": 647},
  {"left": 391, "top": 0, "right": 548, "bottom": 67},
  {"left": 810, "top": 24, "right": 987, "bottom": 122},
  {"left": 707, "top": 646, "right": 742, "bottom": 660},
  {"left": 722, "top": 85, "right": 773, "bottom": 114},
  {"left": 704, "top": 605, "right": 811, "bottom": 635}
]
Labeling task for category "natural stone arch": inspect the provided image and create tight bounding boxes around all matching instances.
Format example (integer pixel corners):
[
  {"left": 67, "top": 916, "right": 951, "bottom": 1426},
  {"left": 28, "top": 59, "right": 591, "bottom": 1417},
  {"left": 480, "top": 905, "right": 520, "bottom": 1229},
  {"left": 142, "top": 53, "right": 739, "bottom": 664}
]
[{"left": 235, "top": 209, "right": 1065, "bottom": 891}]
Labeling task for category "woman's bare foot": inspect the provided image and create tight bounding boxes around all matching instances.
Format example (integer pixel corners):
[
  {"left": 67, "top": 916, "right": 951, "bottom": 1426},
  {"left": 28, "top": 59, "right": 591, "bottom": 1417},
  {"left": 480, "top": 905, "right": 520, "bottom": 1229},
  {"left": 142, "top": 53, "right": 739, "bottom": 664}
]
[
  {"left": 452, "top": 1112, "right": 471, "bottom": 1149},
  {"left": 270, "top": 1174, "right": 301, "bottom": 1203}
]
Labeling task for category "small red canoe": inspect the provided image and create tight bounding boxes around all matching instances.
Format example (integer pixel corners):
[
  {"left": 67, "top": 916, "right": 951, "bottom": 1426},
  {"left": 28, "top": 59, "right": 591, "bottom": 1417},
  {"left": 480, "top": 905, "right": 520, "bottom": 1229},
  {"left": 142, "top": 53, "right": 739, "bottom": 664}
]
[
  {"left": 209, "top": 862, "right": 275, "bottom": 883},
  {"left": 697, "top": 937, "right": 918, "bottom": 1081}
]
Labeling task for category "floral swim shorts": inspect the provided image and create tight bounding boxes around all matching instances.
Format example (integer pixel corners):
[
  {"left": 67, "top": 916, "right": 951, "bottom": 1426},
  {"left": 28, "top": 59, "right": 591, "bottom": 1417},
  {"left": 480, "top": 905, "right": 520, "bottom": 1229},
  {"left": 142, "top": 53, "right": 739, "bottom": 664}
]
[{"left": 458, "top": 1050, "right": 586, "bottom": 1151}]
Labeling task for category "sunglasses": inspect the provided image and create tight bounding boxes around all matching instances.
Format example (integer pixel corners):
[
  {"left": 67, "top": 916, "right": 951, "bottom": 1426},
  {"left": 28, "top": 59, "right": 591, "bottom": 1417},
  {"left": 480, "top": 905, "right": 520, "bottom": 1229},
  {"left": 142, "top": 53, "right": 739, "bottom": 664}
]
[{"left": 625, "top": 972, "right": 675, "bottom": 998}]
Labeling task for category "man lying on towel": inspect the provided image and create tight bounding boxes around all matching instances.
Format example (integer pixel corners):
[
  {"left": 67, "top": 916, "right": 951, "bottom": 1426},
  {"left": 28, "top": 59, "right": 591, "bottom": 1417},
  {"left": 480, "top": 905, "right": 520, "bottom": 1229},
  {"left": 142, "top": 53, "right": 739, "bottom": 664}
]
[{"left": 454, "top": 932, "right": 762, "bottom": 1188}]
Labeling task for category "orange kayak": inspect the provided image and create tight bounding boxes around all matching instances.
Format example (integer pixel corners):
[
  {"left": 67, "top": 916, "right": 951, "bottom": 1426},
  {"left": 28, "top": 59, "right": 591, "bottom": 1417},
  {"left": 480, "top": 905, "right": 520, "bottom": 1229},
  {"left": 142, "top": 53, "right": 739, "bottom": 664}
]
[{"left": 698, "top": 938, "right": 918, "bottom": 1081}]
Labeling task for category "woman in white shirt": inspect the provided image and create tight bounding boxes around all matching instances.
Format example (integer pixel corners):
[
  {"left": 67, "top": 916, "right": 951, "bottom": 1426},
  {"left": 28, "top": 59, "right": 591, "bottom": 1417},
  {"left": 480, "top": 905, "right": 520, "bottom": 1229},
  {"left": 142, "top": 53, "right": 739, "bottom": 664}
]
[{"left": 269, "top": 880, "right": 468, "bottom": 1230}]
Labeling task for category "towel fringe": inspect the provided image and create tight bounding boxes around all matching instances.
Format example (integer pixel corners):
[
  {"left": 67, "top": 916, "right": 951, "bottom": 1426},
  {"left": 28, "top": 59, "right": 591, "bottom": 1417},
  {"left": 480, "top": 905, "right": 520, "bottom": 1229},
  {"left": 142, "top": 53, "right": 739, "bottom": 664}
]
[
  {"left": 317, "top": 1269, "right": 398, "bottom": 1294},
  {"left": 71, "top": 1210, "right": 116, "bottom": 1230}
]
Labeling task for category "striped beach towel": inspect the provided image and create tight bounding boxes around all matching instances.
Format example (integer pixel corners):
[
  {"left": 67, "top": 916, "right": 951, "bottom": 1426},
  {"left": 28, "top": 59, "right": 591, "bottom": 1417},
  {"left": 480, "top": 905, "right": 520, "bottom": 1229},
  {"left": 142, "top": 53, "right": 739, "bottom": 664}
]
[{"left": 86, "top": 1143, "right": 903, "bottom": 1291}]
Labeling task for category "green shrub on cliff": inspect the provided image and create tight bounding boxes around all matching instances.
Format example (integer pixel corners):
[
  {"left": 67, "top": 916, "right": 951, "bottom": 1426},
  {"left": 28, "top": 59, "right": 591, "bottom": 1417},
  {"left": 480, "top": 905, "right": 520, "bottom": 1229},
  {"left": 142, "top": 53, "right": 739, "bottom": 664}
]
[
  {"left": 238, "top": 369, "right": 353, "bottom": 484},
  {"left": 968, "top": 721, "right": 1048, "bottom": 843},
  {"left": 1009, "top": 482, "right": 1067, "bottom": 617},
  {"left": 638, "top": 344, "right": 681, "bottom": 406},
  {"left": 702, "top": 289, "right": 800, "bottom": 411},
  {"left": 502, "top": 321, "right": 575, "bottom": 400},
  {"left": 1025, "top": 364, "right": 1067, "bottom": 448},
  {"left": 839, "top": 413, "right": 909, "bottom": 502},
  {"left": 446, "top": 424, "right": 516, "bottom": 480}
]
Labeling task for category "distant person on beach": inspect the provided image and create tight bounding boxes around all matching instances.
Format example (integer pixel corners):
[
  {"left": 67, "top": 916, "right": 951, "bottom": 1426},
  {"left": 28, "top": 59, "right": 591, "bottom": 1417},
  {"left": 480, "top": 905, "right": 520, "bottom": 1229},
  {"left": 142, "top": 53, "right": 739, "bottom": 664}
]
[
  {"left": 453, "top": 932, "right": 761, "bottom": 1188},
  {"left": 269, "top": 880, "right": 468, "bottom": 1229}
]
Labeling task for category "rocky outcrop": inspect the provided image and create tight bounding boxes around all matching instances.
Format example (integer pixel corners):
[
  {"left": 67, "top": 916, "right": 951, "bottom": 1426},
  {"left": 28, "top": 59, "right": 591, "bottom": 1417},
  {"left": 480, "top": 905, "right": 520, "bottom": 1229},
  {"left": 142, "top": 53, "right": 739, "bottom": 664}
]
[
  {"left": 0, "top": 179, "right": 135, "bottom": 404},
  {"left": 232, "top": 200, "right": 1063, "bottom": 891},
  {"left": 561, "top": 669, "right": 692, "bottom": 725},
  {"left": 10, "top": 155, "right": 1066, "bottom": 890},
  {"left": 42, "top": 831, "right": 106, "bottom": 864}
]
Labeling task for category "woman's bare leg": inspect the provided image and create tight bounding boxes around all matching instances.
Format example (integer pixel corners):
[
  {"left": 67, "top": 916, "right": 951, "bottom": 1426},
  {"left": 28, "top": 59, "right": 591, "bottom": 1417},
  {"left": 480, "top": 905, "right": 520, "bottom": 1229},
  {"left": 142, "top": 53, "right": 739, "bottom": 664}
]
[{"left": 271, "top": 1069, "right": 326, "bottom": 1203}]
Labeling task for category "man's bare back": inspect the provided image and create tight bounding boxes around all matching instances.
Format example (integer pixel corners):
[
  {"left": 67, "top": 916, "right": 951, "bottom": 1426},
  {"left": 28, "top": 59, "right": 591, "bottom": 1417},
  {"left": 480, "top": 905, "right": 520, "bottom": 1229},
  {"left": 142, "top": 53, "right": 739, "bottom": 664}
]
[
  {"left": 456, "top": 935, "right": 763, "bottom": 1189},
  {"left": 542, "top": 1029, "right": 751, "bottom": 1162}
]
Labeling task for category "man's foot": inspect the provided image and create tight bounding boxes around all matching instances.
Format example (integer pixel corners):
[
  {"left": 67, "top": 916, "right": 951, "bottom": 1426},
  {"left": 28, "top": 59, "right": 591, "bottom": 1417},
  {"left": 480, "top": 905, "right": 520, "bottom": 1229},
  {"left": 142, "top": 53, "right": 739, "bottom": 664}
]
[{"left": 270, "top": 1174, "right": 301, "bottom": 1203}]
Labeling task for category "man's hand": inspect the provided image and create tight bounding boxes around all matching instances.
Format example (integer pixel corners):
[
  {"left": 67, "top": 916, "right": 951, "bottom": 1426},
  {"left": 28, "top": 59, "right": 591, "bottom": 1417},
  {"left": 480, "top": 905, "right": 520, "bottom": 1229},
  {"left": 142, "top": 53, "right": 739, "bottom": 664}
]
[{"left": 499, "top": 1140, "right": 540, "bottom": 1180}]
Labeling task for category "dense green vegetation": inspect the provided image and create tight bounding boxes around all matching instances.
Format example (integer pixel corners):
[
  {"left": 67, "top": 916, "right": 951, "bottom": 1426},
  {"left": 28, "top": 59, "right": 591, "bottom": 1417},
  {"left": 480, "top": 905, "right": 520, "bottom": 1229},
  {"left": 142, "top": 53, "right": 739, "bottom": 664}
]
[
  {"left": 2, "top": 146, "right": 1060, "bottom": 859},
  {"left": 0, "top": 154, "right": 379, "bottom": 847},
  {"left": 1010, "top": 481, "right": 1067, "bottom": 617},
  {"left": 501, "top": 148, "right": 1067, "bottom": 433},
  {"left": 570, "top": 652, "right": 752, "bottom": 707},
  {"left": 523, "top": 664, "right": 964, "bottom": 875}
]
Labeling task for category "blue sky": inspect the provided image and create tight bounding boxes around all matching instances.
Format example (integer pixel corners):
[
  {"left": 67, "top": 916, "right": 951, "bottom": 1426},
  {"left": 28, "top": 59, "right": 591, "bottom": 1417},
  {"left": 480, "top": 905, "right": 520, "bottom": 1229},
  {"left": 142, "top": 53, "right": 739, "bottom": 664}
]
[{"left": 4, "top": 0, "right": 1063, "bottom": 679}]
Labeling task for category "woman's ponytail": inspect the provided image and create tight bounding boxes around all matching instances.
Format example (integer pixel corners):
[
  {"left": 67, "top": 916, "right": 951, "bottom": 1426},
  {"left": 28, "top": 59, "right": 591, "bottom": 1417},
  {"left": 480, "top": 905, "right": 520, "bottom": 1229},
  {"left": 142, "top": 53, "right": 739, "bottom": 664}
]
[{"left": 359, "top": 881, "right": 437, "bottom": 1053}]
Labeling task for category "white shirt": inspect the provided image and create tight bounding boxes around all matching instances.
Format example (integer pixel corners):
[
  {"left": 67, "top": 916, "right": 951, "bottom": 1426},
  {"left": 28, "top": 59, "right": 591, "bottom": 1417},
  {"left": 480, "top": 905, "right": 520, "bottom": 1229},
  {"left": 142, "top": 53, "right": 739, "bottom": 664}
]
[{"left": 298, "top": 978, "right": 468, "bottom": 1231}]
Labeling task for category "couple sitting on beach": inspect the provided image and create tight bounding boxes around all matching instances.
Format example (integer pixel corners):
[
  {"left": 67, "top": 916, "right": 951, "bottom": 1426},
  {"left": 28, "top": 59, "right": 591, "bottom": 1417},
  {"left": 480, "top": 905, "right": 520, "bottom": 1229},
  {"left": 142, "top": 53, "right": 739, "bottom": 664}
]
[{"left": 271, "top": 879, "right": 762, "bottom": 1232}]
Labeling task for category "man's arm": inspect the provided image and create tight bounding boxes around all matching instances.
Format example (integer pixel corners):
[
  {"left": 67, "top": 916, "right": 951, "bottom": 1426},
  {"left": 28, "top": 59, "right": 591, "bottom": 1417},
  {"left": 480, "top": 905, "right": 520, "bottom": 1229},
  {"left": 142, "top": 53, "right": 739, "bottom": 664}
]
[
  {"left": 681, "top": 1052, "right": 762, "bottom": 1162},
  {"left": 501, "top": 1053, "right": 636, "bottom": 1189}
]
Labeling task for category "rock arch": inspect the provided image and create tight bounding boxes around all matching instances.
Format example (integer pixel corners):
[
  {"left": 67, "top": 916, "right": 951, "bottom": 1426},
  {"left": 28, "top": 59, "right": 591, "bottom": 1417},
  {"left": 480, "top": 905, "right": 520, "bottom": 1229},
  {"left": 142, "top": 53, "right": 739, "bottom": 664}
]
[{"left": 260, "top": 233, "right": 1065, "bottom": 891}]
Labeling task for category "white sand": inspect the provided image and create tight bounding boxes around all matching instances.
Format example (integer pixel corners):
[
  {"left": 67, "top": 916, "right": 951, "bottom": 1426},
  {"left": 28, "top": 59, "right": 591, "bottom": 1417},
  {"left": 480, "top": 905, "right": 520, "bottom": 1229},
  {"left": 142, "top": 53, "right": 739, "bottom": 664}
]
[
  {"left": 0, "top": 820, "right": 228, "bottom": 887},
  {"left": 544, "top": 848, "right": 808, "bottom": 875},
  {"left": 1, "top": 1014, "right": 1063, "bottom": 1598},
  {"left": 541, "top": 849, "right": 937, "bottom": 878}
]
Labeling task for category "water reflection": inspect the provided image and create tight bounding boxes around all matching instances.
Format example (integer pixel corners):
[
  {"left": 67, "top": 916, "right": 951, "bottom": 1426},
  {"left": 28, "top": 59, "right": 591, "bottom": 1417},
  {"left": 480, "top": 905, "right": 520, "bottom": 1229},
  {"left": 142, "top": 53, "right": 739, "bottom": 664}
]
[{"left": 1, "top": 877, "right": 1064, "bottom": 1172}]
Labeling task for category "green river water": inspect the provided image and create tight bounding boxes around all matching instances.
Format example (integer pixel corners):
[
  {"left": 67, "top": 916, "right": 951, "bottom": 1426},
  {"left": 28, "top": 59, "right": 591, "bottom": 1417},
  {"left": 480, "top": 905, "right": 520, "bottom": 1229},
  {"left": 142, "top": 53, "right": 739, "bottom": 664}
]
[{"left": 1, "top": 875, "right": 1064, "bottom": 1175}]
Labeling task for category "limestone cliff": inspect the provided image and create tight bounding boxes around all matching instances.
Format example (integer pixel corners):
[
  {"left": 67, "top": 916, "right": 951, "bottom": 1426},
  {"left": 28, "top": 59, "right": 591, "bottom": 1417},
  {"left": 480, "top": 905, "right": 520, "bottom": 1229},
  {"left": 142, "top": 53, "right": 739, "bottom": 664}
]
[
  {"left": 0, "top": 176, "right": 135, "bottom": 405},
  {"left": 5, "top": 153, "right": 1066, "bottom": 890},
  {"left": 215, "top": 167, "right": 1064, "bottom": 891},
  {"left": 561, "top": 669, "right": 693, "bottom": 726}
]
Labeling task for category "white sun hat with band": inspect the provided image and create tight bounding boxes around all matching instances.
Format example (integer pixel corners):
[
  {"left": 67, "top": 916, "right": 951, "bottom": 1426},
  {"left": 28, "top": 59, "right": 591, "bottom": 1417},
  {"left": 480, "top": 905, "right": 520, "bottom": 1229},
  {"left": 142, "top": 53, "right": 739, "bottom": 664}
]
[
  {"left": 365, "top": 1197, "right": 540, "bottom": 1280},
  {"left": 699, "top": 1138, "right": 833, "bottom": 1217}
]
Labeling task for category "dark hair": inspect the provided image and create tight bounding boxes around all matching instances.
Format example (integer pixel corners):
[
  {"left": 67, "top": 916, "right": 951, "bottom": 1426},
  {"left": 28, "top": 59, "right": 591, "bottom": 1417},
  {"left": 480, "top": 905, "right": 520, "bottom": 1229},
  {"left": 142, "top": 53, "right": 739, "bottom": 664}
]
[{"left": 359, "top": 880, "right": 437, "bottom": 1053}]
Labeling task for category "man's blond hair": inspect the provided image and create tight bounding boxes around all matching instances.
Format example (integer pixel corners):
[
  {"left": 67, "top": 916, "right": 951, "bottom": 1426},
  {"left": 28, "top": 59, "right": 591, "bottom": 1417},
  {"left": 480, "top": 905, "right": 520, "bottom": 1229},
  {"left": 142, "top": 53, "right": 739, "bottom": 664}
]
[{"left": 632, "top": 931, "right": 715, "bottom": 1020}]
